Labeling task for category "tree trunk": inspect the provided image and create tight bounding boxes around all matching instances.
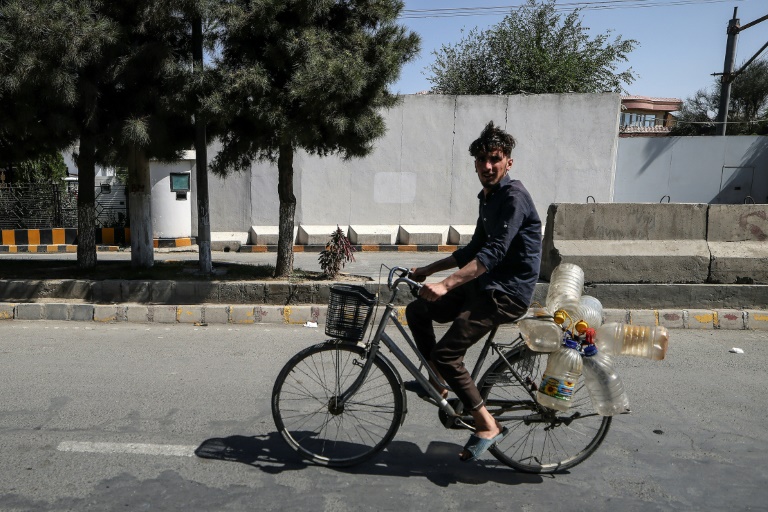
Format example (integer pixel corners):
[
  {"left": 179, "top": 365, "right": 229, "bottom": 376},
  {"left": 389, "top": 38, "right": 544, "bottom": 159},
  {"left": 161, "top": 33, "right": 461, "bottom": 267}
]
[
  {"left": 75, "top": 134, "right": 97, "bottom": 269},
  {"left": 193, "top": 15, "right": 211, "bottom": 275},
  {"left": 274, "top": 143, "right": 295, "bottom": 278},
  {"left": 127, "top": 145, "right": 154, "bottom": 269}
]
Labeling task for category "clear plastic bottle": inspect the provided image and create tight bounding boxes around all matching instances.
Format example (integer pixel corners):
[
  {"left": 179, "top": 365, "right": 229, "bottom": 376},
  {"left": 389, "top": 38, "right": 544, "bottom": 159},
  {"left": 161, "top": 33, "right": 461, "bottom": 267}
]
[
  {"left": 546, "top": 263, "right": 585, "bottom": 316},
  {"left": 575, "top": 295, "right": 604, "bottom": 329},
  {"left": 537, "top": 338, "right": 583, "bottom": 412},
  {"left": 519, "top": 318, "right": 563, "bottom": 353},
  {"left": 581, "top": 342, "right": 630, "bottom": 416},
  {"left": 594, "top": 323, "right": 669, "bottom": 361}
]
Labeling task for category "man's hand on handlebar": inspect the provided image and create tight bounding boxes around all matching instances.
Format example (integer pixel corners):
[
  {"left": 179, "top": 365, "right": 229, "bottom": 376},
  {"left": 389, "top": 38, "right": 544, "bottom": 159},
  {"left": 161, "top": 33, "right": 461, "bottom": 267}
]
[
  {"left": 408, "top": 267, "right": 428, "bottom": 283},
  {"left": 418, "top": 282, "right": 448, "bottom": 302}
]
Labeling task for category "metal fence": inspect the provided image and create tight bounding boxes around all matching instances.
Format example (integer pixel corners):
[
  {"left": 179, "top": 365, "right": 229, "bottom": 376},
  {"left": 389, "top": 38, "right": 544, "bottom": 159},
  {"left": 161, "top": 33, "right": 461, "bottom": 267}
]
[{"left": 0, "top": 182, "right": 128, "bottom": 229}]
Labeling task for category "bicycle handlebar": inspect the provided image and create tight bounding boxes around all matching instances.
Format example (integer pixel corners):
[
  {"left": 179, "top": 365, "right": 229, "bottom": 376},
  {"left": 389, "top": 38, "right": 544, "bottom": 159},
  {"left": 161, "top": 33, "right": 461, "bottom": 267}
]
[{"left": 386, "top": 266, "right": 423, "bottom": 295}]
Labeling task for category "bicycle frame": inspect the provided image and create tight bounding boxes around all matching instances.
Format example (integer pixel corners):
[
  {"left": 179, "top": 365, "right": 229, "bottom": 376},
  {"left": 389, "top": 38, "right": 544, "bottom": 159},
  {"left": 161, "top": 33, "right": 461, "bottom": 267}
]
[{"left": 337, "top": 277, "right": 536, "bottom": 429}]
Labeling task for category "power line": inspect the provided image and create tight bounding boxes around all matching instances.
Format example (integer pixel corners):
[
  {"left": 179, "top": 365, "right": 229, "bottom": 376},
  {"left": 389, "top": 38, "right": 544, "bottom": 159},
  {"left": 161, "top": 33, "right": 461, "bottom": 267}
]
[{"left": 400, "top": 0, "right": 745, "bottom": 19}]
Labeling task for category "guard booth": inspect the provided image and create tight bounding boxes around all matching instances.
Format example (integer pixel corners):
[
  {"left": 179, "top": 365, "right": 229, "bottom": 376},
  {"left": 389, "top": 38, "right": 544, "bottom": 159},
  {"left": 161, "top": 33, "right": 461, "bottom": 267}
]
[{"left": 150, "top": 150, "right": 195, "bottom": 243}]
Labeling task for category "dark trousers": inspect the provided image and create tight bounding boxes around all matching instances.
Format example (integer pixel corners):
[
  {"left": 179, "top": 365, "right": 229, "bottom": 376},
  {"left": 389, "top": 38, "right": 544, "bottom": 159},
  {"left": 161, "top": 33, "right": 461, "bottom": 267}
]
[{"left": 405, "top": 282, "right": 528, "bottom": 411}]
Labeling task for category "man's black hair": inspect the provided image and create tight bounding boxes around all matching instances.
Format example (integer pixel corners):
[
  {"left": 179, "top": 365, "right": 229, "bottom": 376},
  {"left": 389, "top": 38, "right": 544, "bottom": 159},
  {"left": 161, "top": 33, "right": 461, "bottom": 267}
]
[{"left": 468, "top": 121, "right": 516, "bottom": 158}]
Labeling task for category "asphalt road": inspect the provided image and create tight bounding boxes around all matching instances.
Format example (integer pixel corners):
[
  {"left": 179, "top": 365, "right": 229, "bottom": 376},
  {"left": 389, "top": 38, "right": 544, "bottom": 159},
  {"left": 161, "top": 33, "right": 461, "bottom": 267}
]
[{"left": 0, "top": 322, "right": 766, "bottom": 511}]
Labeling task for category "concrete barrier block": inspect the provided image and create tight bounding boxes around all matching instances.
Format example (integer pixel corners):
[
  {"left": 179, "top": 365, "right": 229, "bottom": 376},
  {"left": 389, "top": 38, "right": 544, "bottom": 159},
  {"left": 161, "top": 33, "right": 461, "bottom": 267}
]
[
  {"left": 69, "top": 304, "right": 94, "bottom": 322},
  {"left": 16, "top": 303, "right": 44, "bottom": 320},
  {"left": 0, "top": 303, "right": 14, "bottom": 320},
  {"left": 685, "top": 310, "right": 716, "bottom": 329},
  {"left": 629, "top": 309, "right": 658, "bottom": 326},
  {"left": 249, "top": 225, "right": 297, "bottom": 245},
  {"left": 94, "top": 305, "right": 118, "bottom": 322},
  {"left": 658, "top": 310, "right": 685, "bottom": 329},
  {"left": 551, "top": 240, "right": 711, "bottom": 284},
  {"left": 94, "top": 280, "right": 122, "bottom": 303},
  {"left": 177, "top": 306, "right": 203, "bottom": 324},
  {"left": 398, "top": 225, "right": 449, "bottom": 245},
  {"left": 152, "top": 305, "right": 178, "bottom": 323},
  {"left": 348, "top": 225, "right": 398, "bottom": 245},
  {"left": 230, "top": 305, "right": 257, "bottom": 324},
  {"left": 541, "top": 203, "right": 710, "bottom": 282},
  {"left": 746, "top": 310, "right": 768, "bottom": 330},
  {"left": 211, "top": 231, "right": 248, "bottom": 252},
  {"left": 203, "top": 306, "right": 229, "bottom": 324},
  {"left": 448, "top": 225, "right": 475, "bottom": 245},
  {"left": 45, "top": 303, "right": 70, "bottom": 321},
  {"left": 708, "top": 242, "right": 768, "bottom": 284},
  {"left": 126, "top": 305, "right": 150, "bottom": 323},
  {"left": 716, "top": 310, "right": 746, "bottom": 330},
  {"left": 297, "top": 225, "right": 340, "bottom": 245}
]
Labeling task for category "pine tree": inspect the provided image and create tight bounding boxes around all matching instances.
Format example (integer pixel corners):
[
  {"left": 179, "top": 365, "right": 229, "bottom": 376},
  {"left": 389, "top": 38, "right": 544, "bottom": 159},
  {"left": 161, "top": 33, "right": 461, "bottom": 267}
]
[{"left": 209, "top": 0, "right": 419, "bottom": 277}]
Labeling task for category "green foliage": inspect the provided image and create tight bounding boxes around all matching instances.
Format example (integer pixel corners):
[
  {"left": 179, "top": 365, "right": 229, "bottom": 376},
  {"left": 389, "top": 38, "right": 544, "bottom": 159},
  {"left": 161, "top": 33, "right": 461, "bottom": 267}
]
[
  {"left": 208, "top": 0, "right": 420, "bottom": 172},
  {"left": 13, "top": 153, "right": 69, "bottom": 184},
  {"left": 318, "top": 226, "right": 356, "bottom": 279},
  {"left": 672, "top": 59, "right": 768, "bottom": 136},
  {"left": 427, "top": 0, "right": 638, "bottom": 95}
]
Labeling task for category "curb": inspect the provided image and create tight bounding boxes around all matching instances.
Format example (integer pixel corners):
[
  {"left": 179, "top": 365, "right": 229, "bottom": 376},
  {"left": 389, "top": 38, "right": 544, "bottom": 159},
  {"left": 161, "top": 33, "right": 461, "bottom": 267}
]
[{"left": 2, "top": 302, "right": 767, "bottom": 330}]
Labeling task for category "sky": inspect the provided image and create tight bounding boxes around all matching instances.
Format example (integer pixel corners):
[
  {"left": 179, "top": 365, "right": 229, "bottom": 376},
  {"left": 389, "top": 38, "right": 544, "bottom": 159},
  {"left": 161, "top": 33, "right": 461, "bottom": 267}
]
[{"left": 391, "top": 0, "right": 768, "bottom": 102}]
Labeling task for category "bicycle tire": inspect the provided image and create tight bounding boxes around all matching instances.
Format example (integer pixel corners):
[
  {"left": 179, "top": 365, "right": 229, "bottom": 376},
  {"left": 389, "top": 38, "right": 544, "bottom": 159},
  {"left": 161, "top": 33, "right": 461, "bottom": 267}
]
[
  {"left": 272, "top": 341, "right": 405, "bottom": 467},
  {"left": 477, "top": 345, "right": 612, "bottom": 474}
]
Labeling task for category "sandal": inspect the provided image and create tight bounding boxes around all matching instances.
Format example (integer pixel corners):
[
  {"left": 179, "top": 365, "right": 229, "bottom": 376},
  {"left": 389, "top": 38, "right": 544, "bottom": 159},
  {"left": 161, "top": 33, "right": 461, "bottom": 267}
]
[{"left": 459, "top": 426, "right": 510, "bottom": 462}]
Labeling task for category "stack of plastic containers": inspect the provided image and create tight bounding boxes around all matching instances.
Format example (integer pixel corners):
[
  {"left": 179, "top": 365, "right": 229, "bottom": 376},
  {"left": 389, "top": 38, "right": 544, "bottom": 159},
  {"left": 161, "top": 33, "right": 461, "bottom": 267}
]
[
  {"left": 545, "top": 263, "right": 585, "bottom": 318},
  {"left": 575, "top": 295, "right": 603, "bottom": 329},
  {"left": 594, "top": 323, "right": 669, "bottom": 360},
  {"left": 581, "top": 329, "right": 630, "bottom": 416},
  {"left": 536, "top": 336, "right": 583, "bottom": 412}
]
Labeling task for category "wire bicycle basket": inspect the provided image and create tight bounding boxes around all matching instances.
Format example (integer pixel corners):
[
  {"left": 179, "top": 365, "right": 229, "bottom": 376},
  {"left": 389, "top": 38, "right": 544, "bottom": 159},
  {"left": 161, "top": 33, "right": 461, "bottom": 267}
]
[{"left": 325, "top": 284, "right": 377, "bottom": 341}]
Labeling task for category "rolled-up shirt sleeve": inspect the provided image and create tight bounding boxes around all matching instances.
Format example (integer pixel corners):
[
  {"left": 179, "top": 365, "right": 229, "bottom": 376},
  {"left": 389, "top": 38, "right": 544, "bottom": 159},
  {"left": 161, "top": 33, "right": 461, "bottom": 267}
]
[{"left": 473, "top": 190, "right": 529, "bottom": 273}]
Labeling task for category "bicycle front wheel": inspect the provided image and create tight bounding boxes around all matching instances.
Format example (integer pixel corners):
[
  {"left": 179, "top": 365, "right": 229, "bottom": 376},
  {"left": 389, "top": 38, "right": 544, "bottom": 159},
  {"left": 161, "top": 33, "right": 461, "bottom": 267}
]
[
  {"left": 272, "top": 341, "right": 405, "bottom": 467},
  {"left": 478, "top": 345, "right": 612, "bottom": 474}
]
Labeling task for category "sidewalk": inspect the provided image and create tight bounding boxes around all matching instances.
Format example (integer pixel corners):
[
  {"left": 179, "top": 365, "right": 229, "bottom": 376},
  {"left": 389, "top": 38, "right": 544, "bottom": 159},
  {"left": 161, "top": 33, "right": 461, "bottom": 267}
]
[{"left": 1, "top": 248, "right": 767, "bottom": 330}]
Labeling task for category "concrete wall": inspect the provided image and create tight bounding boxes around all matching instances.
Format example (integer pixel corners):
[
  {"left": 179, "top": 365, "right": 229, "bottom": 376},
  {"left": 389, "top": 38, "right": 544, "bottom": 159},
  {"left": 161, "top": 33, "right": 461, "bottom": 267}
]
[
  {"left": 199, "top": 93, "right": 621, "bottom": 233},
  {"left": 542, "top": 203, "right": 768, "bottom": 284},
  {"left": 615, "top": 136, "right": 768, "bottom": 204}
]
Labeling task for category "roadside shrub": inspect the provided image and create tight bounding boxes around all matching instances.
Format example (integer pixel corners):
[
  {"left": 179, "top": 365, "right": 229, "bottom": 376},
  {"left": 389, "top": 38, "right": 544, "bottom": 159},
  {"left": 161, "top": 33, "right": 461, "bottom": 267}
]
[{"left": 318, "top": 226, "right": 356, "bottom": 279}]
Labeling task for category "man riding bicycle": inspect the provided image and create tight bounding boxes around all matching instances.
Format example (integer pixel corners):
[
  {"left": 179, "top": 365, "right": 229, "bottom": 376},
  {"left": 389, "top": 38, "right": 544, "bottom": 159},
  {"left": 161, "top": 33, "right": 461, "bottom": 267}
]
[{"left": 406, "top": 121, "right": 542, "bottom": 462}]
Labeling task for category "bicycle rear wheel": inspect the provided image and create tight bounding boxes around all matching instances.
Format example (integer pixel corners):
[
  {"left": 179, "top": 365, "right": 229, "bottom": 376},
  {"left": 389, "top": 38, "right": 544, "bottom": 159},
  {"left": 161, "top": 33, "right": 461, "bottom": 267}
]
[
  {"left": 477, "top": 345, "right": 611, "bottom": 473},
  {"left": 272, "top": 341, "right": 405, "bottom": 467}
]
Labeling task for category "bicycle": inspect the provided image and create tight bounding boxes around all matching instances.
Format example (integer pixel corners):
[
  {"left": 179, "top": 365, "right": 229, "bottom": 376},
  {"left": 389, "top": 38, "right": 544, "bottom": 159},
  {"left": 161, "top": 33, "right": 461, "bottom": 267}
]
[{"left": 271, "top": 266, "right": 612, "bottom": 473}]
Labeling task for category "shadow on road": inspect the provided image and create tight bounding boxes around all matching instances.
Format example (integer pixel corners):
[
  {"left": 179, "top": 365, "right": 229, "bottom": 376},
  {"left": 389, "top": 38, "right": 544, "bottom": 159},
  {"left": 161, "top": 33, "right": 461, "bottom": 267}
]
[{"left": 195, "top": 433, "right": 548, "bottom": 487}]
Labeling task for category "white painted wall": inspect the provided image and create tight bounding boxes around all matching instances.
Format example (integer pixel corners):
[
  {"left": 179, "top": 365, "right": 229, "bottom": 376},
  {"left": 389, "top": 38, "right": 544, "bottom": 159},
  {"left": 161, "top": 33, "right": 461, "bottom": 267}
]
[
  {"left": 202, "top": 93, "right": 622, "bottom": 232},
  {"left": 615, "top": 136, "right": 768, "bottom": 204}
]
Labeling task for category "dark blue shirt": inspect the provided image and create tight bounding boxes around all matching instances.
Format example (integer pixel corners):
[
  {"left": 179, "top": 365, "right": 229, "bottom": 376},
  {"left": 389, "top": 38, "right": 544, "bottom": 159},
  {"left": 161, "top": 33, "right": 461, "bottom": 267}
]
[{"left": 452, "top": 174, "right": 542, "bottom": 306}]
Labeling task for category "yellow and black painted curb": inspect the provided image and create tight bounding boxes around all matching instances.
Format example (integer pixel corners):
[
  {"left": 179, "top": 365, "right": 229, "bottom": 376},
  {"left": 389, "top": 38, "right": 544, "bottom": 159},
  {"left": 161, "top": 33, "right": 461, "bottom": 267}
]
[{"left": 0, "top": 228, "right": 195, "bottom": 251}]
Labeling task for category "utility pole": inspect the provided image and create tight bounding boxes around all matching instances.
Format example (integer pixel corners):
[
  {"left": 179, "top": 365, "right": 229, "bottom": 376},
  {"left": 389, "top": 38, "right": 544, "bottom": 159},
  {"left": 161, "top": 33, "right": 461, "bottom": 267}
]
[
  {"left": 715, "top": 9, "right": 768, "bottom": 135},
  {"left": 715, "top": 8, "right": 739, "bottom": 136},
  {"left": 193, "top": 15, "right": 212, "bottom": 274}
]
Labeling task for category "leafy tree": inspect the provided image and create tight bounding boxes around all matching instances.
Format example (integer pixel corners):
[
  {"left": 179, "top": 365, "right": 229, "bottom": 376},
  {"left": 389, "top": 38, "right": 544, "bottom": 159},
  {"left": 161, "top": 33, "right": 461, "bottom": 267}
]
[
  {"left": 13, "top": 153, "right": 69, "bottom": 184},
  {"left": 0, "top": 0, "right": 201, "bottom": 268},
  {"left": 427, "top": 0, "right": 638, "bottom": 95},
  {"left": 209, "top": 0, "right": 419, "bottom": 277},
  {"left": 672, "top": 59, "right": 768, "bottom": 136}
]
